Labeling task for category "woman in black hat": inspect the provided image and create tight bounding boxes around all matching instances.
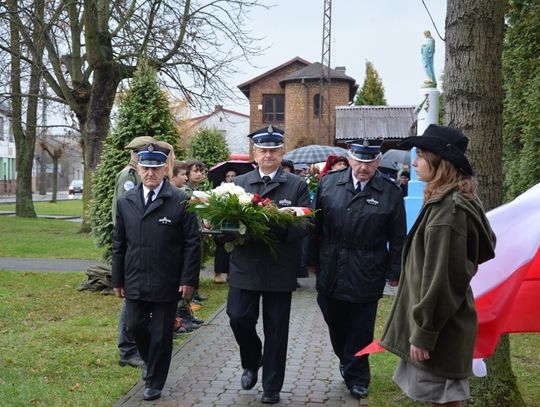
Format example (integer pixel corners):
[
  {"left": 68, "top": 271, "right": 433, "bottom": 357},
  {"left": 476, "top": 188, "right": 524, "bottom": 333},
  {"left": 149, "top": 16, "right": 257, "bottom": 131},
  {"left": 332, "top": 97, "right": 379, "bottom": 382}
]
[{"left": 380, "top": 124, "right": 496, "bottom": 407}]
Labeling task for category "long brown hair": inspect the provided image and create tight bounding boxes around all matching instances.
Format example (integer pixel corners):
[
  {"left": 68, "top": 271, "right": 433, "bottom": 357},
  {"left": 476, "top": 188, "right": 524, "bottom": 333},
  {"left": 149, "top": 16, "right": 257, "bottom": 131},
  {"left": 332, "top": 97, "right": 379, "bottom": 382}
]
[{"left": 418, "top": 149, "right": 478, "bottom": 202}]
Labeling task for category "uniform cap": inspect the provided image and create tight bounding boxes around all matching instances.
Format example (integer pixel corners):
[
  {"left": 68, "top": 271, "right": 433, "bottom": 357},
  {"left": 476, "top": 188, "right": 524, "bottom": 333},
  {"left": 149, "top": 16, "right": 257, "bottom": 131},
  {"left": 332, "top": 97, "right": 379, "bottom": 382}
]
[
  {"left": 348, "top": 138, "right": 383, "bottom": 162},
  {"left": 248, "top": 125, "right": 284, "bottom": 148},
  {"left": 124, "top": 136, "right": 157, "bottom": 150},
  {"left": 137, "top": 143, "right": 170, "bottom": 167}
]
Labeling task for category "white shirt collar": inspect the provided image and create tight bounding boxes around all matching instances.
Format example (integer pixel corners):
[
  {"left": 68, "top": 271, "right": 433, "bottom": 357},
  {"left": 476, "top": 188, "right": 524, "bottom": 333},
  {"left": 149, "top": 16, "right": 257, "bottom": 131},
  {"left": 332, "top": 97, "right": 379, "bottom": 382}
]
[
  {"left": 258, "top": 168, "right": 279, "bottom": 180},
  {"left": 351, "top": 173, "right": 368, "bottom": 191},
  {"left": 142, "top": 180, "right": 164, "bottom": 203}
]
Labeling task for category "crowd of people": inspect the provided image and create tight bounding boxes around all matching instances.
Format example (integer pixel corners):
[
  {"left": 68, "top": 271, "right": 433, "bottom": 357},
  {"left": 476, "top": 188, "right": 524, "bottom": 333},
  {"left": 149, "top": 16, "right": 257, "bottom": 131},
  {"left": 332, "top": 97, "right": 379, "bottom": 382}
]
[{"left": 111, "top": 124, "right": 495, "bottom": 406}]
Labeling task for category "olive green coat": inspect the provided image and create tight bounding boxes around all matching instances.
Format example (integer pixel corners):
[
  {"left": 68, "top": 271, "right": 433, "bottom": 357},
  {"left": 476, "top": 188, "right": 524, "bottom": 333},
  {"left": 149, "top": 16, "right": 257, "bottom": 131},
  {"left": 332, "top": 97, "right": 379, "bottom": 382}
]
[{"left": 380, "top": 188, "right": 496, "bottom": 379}]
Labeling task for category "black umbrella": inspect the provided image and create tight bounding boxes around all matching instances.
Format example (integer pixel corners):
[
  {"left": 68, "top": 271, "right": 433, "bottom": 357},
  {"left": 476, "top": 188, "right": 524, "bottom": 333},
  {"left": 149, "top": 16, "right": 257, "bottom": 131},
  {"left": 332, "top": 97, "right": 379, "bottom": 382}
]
[{"left": 208, "top": 160, "right": 256, "bottom": 188}]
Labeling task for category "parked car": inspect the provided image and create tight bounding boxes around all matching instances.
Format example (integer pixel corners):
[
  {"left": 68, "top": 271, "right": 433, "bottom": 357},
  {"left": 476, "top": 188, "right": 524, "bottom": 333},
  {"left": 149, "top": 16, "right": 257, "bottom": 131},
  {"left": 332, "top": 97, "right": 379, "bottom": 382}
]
[{"left": 68, "top": 179, "right": 83, "bottom": 194}]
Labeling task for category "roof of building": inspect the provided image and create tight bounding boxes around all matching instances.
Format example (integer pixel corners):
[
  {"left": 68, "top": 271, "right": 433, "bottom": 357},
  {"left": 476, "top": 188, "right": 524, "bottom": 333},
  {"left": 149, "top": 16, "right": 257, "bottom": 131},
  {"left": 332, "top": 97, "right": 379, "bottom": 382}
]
[
  {"left": 279, "top": 62, "right": 358, "bottom": 99},
  {"left": 237, "top": 56, "right": 311, "bottom": 98},
  {"left": 186, "top": 105, "right": 249, "bottom": 128},
  {"left": 335, "top": 105, "right": 417, "bottom": 141}
]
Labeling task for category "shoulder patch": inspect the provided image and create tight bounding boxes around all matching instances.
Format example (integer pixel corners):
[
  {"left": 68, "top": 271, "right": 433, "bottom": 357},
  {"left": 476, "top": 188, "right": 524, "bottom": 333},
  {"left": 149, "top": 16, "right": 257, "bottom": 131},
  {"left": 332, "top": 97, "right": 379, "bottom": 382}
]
[{"left": 123, "top": 180, "right": 135, "bottom": 191}]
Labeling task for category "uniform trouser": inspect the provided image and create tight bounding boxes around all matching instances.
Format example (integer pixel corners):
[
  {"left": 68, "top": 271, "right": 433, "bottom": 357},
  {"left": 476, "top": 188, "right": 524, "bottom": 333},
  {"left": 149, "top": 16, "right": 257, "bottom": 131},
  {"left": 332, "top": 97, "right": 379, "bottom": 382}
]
[
  {"left": 317, "top": 293, "right": 378, "bottom": 388},
  {"left": 227, "top": 287, "right": 292, "bottom": 393},
  {"left": 118, "top": 299, "right": 140, "bottom": 359},
  {"left": 125, "top": 299, "right": 177, "bottom": 390}
]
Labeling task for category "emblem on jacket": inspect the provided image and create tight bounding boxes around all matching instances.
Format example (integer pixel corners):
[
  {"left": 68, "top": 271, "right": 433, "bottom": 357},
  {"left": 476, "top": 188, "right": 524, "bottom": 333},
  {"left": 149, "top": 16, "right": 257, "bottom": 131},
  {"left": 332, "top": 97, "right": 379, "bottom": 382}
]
[
  {"left": 278, "top": 198, "right": 292, "bottom": 207},
  {"left": 366, "top": 198, "right": 379, "bottom": 206},
  {"left": 123, "top": 180, "right": 135, "bottom": 191},
  {"left": 158, "top": 216, "right": 172, "bottom": 224}
]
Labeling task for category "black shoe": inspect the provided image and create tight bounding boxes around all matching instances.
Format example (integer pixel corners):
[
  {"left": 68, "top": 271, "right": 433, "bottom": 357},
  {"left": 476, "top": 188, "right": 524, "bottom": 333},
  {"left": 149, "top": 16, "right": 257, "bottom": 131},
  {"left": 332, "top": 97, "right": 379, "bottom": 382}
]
[
  {"left": 339, "top": 363, "right": 345, "bottom": 378},
  {"left": 240, "top": 356, "right": 263, "bottom": 390},
  {"left": 143, "top": 387, "right": 161, "bottom": 401},
  {"left": 194, "top": 292, "right": 208, "bottom": 301},
  {"left": 349, "top": 384, "right": 369, "bottom": 399},
  {"left": 191, "top": 317, "right": 204, "bottom": 325},
  {"left": 119, "top": 354, "right": 145, "bottom": 368},
  {"left": 261, "top": 391, "right": 280, "bottom": 404}
]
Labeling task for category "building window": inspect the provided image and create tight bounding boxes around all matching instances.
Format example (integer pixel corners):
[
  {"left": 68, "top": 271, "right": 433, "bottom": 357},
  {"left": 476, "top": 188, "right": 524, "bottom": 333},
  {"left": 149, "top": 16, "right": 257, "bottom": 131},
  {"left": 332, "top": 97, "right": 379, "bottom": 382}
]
[
  {"left": 313, "top": 94, "right": 323, "bottom": 117},
  {"left": 262, "top": 94, "right": 285, "bottom": 123}
]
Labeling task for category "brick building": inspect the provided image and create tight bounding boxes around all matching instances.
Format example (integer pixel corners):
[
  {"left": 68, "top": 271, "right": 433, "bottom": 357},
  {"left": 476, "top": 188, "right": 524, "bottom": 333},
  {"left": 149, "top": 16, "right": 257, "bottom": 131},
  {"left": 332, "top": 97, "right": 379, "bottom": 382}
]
[{"left": 238, "top": 57, "right": 358, "bottom": 151}]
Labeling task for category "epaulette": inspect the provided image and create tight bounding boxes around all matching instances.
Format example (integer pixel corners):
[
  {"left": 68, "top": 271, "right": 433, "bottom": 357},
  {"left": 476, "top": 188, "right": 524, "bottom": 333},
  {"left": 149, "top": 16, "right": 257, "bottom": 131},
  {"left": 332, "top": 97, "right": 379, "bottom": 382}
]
[{"left": 128, "top": 168, "right": 136, "bottom": 176}]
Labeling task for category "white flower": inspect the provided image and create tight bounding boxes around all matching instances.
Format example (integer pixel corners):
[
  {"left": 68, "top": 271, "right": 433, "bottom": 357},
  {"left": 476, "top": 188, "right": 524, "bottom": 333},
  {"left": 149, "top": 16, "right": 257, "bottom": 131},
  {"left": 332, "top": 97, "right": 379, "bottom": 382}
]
[
  {"left": 231, "top": 185, "right": 247, "bottom": 196},
  {"left": 238, "top": 193, "right": 253, "bottom": 205},
  {"left": 193, "top": 190, "right": 209, "bottom": 200}
]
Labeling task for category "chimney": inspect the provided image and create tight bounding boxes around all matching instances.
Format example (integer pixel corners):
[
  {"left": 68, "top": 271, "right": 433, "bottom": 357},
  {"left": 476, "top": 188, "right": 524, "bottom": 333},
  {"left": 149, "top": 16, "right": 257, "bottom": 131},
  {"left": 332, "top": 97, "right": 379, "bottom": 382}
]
[
  {"left": 335, "top": 66, "right": 346, "bottom": 74},
  {"left": 214, "top": 104, "right": 223, "bottom": 111}
]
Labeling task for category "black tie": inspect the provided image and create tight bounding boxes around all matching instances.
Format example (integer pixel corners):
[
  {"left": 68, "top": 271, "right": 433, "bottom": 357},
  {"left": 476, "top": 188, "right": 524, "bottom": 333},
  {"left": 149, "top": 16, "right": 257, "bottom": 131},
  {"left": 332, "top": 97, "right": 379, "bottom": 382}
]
[
  {"left": 145, "top": 190, "right": 154, "bottom": 210},
  {"left": 355, "top": 183, "right": 363, "bottom": 194},
  {"left": 262, "top": 175, "right": 271, "bottom": 185}
]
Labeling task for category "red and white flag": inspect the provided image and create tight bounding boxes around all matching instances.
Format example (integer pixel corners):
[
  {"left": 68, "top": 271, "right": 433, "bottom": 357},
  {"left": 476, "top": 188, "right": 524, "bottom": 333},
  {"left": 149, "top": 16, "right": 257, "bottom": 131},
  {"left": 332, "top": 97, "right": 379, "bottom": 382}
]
[
  {"left": 357, "top": 183, "right": 540, "bottom": 360},
  {"left": 472, "top": 182, "right": 540, "bottom": 358}
]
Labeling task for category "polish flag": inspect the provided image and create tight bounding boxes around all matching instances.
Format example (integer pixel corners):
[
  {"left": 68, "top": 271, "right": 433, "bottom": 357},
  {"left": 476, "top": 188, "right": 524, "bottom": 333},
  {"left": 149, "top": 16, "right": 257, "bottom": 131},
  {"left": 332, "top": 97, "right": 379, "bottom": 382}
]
[
  {"left": 356, "top": 183, "right": 540, "bottom": 359},
  {"left": 472, "top": 182, "right": 540, "bottom": 358}
]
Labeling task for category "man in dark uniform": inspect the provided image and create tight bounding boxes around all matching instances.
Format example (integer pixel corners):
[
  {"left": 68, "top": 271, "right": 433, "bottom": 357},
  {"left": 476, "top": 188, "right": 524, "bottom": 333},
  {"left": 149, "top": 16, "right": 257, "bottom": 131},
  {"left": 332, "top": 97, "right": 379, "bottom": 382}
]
[
  {"left": 311, "top": 138, "right": 406, "bottom": 400},
  {"left": 114, "top": 135, "right": 156, "bottom": 368},
  {"left": 112, "top": 143, "right": 201, "bottom": 401},
  {"left": 227, "top": 126, "right": 310, "bottom": 404}
]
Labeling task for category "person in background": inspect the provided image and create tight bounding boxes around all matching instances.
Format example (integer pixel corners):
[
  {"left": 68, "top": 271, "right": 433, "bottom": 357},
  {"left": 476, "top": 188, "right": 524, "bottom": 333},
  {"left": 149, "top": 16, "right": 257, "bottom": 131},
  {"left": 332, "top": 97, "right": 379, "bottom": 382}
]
[
  {"left": 311, "top": 138, "right": 406, "bottom": 400},
  {"left": 114, "top": 135, "right": 156, "bottom": 369},
  {"left": 380, "top": 125, "right": 496, "bottom": 407},
  {"left": 213, "top": 169, "right": 238, "bottom": 283},
  {"left": 170, "top": 159, "right": 203, "bottom": 334},
  {"left": 281, "top": 159, "right": 295, "bottom": 173},
  {"left": 112, "top": 142, "right": 201, "bottom": 401},
  {"left": 399, "top": 170, "right": 410, "bottom": 197},
  {"left": 227, "top": 126, "right": 310, "bottom": 404},
  {"left": 181, "top": 159, "right": 208, "bottom": 306},
  {"left": 171, "top": 160, "right": 188, "bottom": 189},
  {"left": 319, "top": 154, "right": 349, "bottom": 178}
]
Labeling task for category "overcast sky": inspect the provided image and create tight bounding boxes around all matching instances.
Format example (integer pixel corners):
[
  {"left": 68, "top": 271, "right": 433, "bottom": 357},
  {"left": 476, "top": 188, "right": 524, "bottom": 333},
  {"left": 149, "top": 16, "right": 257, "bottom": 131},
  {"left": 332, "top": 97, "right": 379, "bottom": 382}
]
[{"left": 224, "top": 0, "right": 446, "bottom": 114}]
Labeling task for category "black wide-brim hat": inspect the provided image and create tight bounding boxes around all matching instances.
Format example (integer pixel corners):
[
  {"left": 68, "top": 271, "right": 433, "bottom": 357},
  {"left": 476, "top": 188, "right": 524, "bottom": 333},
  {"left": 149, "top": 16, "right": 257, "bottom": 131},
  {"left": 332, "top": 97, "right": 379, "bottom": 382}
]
[{"left": 398, "top": 124, "right": 474, "bottom": 176}]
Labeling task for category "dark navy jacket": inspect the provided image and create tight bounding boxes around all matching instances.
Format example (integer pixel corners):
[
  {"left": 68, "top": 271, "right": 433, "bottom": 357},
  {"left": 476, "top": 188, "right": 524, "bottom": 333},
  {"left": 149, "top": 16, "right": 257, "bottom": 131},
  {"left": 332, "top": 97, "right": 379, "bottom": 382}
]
[{"left": 313, "top": 168, "right": 406, "bottom": 302}]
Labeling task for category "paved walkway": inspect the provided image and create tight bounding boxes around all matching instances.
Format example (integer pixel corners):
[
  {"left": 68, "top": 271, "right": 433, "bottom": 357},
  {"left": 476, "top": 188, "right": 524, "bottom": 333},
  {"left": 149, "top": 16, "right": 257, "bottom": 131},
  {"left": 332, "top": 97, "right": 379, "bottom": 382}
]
[{"left": 114, "top": 277, "right": 367, "bottom": 407}]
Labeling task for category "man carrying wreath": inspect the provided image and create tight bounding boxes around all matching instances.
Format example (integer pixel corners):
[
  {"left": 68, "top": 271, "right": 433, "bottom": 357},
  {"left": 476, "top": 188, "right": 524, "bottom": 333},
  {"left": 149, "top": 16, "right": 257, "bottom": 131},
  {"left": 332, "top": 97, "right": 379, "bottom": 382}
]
[{"left": 226, "top": 125, "right": 310, "bottom": 404}]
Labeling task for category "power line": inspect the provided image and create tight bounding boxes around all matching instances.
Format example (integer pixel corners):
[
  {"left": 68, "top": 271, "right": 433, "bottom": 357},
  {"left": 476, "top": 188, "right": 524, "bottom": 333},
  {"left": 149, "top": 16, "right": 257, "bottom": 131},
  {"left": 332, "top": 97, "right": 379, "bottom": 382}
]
[{"left": 421, "top": 0, "right": 445, "bottom": 42}]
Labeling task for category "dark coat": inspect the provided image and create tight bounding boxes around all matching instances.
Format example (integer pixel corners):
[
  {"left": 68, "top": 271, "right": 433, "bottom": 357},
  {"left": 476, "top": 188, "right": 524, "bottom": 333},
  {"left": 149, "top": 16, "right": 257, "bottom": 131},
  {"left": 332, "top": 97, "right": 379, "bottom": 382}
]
[
  {"left": 228, "top": 167, "right": 310, "bottom": 292},
  {"left": 112, "top": 179, "right": 201, "bottom": 302},
  {"left": 313, "top": 168, "right": 406, "bottom": 303}
]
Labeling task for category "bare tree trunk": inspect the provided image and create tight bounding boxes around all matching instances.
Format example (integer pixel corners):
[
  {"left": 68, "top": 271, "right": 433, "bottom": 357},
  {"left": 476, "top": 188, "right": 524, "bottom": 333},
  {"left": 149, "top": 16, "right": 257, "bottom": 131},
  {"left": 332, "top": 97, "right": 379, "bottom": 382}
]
[
  {"left": 445, "top": 1, "right": 524, "bottom": 405},
  {"left": 9, "top": 0, "right": 43, "bottom": 217},
  {"left": 51, "top": 158, "right": 58, "bottom": 202},
  {"left": 79, "top": 66, "right": 120, "bottom": 232}
]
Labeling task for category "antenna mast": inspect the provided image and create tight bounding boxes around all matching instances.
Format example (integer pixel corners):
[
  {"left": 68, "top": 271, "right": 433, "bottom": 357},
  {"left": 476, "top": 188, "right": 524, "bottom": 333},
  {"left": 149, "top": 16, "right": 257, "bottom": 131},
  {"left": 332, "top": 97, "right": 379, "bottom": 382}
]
[{"left": 319, "top": 0, "right": 332, "bottom": 145}]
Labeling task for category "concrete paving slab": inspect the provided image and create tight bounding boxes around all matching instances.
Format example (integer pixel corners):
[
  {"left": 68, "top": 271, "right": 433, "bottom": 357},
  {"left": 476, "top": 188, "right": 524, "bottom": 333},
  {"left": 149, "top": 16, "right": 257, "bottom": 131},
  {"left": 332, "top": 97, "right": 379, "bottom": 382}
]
[{"left": 114, "top": 279, "right": 366, "bottom": 407}]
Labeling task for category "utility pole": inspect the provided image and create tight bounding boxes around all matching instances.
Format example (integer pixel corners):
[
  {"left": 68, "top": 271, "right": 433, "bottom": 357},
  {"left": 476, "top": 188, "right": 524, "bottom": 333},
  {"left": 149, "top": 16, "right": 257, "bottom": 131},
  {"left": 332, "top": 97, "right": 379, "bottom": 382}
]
[{"left": 318, "top": 0, "right": 332, "bottom": 145}]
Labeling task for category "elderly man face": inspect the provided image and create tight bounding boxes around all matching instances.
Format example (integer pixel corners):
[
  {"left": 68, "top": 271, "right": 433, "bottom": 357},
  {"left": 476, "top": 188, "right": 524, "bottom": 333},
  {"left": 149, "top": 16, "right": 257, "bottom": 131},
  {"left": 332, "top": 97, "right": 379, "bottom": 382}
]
[
  {"left": 253, "top": 146, "right": 284, "bottom": 174},
  {"left": 348, "top": 156, "right": 380, "bottom": 182},
  {"left": 137, "top": 165, "right": 168, "bottom": 190}
]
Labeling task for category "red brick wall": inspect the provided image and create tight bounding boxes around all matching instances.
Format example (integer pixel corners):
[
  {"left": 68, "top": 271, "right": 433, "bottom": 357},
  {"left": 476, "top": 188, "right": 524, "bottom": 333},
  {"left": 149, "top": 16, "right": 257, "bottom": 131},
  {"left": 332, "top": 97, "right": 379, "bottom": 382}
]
[
  {"left": 284, "top": 81, "right": 351, "bottom": 151},
  {"left": 246, "top": 63, "right": 354, "bottom": 155}
]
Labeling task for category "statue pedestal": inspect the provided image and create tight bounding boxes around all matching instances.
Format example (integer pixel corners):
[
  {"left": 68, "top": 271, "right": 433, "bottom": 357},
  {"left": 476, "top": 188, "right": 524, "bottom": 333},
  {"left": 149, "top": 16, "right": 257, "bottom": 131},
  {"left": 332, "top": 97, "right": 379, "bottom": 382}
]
[{"left": 404, "top": 87, "right": 440, "bottom": 232}]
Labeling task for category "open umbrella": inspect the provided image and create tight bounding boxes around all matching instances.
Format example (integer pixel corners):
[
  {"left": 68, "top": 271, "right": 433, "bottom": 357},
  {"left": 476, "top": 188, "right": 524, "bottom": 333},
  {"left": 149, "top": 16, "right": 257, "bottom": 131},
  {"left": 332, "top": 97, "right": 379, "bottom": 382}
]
[
  {"left": 283, "top": 145, "right": 349, "bottom": 165},
  {"left": 382, "top": 149, "right": 411, "bottom": 166},
  {"left": 208, "top": 160, "right": 255, "bottom": 188}
]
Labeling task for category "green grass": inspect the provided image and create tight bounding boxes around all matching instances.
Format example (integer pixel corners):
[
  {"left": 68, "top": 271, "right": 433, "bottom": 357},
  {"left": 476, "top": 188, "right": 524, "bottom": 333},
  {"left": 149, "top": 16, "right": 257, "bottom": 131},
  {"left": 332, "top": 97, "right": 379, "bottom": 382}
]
[
  {"left": 0, "top": 199, "right": 83, "bottom": 217},
  {"left": 0, "top": 271, "right": 229, "bottom": 407},
  {"left": 367, "top": 297, "right": 540, "bottom": 406},
  {"left": 0, "top": 217, "right": 102, "bottom": 260}
]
